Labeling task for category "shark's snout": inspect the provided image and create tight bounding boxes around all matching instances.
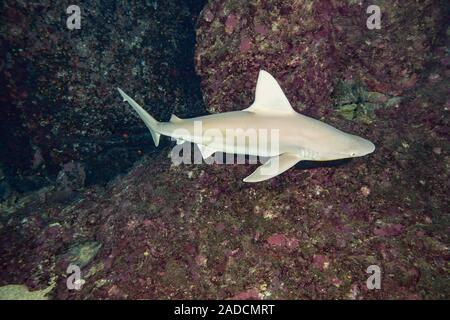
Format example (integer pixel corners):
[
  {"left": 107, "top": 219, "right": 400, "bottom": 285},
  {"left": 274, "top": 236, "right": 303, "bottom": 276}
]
[
  {"left": 345, "top": 135, "right": 375, "bottom": 158},
  {"left": 367, "top": 141, "right": 376, "bottom": 154},
  {"left": 357, "top": 138, "right": 375, "bottom": 156}
]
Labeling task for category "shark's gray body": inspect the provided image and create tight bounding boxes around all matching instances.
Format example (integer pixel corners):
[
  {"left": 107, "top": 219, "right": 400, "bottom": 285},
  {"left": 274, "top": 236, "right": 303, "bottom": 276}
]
[{"left": 118, "top": 70, "right": 375, "bottom": 182}]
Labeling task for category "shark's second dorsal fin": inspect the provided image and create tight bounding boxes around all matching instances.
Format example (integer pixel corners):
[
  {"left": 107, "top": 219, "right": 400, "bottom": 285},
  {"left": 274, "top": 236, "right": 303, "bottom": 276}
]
[
  {"left": 170, "top": 114, "right": 183, "bottom": 123},
  {"left": 245, "top": 70, "right": 295, "bottom": 114}
]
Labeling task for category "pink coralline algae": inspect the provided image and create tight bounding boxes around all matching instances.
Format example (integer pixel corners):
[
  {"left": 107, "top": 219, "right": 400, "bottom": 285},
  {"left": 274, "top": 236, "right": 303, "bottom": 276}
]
[
  {"left": 266, "top": 233, "right": 299, "bottom": 249},
  {"left": 374, "top": 223, "right": 404, "bottom": 237},
  {"left": 239, "top": 37, "right": 252, "bottom": 53},
  {"left": 225, "top": 14, "right": 238, "bottom": 34},
  {"left": 195, "top": 0, "right": 446, "bottom": 114},
  {"left": 230, "top": 288, "right": 260, "bottom": 300},
  {"left": 312, "top": 255, "right": 330, "bottom": 271},
  {"left": 254, "top": 22, "right": 267, "bottom": 36},
  {"left": 203, "top": 9, "right": 214, "bottom": 22}
]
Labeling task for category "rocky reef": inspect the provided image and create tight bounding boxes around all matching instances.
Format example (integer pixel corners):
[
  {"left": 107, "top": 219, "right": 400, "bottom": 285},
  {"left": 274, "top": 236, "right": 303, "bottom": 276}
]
[
  {"left": 1, "top": 57, "right": 449, "bottom": 298},
  {"left": 0, "top": 0, "right": 449, "bottom": 300},
  {"left": 195, "top": 0, "right": 446, "bottom": 114}
]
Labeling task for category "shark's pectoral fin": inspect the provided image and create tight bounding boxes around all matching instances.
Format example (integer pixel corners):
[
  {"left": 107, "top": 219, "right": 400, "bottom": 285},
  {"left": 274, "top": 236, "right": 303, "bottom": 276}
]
[
  {"left": 243, "top": 153, "right": 303, "bottom": 183},
  {"left": 197, "top": 144, "right": 217, "bottom": 159}
]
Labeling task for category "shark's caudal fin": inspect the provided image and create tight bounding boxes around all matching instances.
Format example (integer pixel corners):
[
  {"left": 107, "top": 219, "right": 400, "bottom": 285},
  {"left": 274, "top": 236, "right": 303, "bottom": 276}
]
[
  {"left": 117, "top": 88, "right": 161, "bottom": 147},
  {"left": 245, "top": 70, "right": 295, "bottom": 115}
]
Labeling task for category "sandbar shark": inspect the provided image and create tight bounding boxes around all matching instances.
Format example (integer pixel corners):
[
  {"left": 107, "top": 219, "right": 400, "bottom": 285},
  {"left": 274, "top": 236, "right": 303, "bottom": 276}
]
[{"left": 118, "top": 70, "right": 375, "bottom": 182}]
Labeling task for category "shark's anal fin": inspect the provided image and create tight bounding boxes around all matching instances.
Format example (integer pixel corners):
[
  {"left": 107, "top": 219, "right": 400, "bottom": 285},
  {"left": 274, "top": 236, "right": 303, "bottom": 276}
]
[
  {"left": 197, "top": 144, "right": 217, "bottom": 159},
  {"left": 243, "top": 153, "right": 303, "bottom": 183}
]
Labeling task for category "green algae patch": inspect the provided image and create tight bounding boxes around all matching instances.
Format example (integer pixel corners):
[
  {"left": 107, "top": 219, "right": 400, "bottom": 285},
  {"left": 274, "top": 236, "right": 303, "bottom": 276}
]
[
  {"left": 162, "top": 259, "right": 188, "bottom": 286},
  {"left": 0, "top": 284, "right": 53, "bottom": 300},
  {"left": 65, "top": 241, "right": 102, "bottom": 268},
  {"left": 332, "top": 80, "right": 402, "bottom": 123},
  {"left": 335, "top": 104, "right": 358, "bottom": 120}
]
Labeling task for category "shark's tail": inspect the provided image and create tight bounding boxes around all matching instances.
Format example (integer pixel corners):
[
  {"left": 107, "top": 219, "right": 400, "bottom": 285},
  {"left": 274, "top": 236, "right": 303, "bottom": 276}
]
[{"left": 117, "top": 88, "right": 161, "bottom": 147}]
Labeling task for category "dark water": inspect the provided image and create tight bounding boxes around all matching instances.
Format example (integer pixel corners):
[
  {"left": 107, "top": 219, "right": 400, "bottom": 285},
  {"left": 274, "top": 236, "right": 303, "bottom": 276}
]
[{"left": 0, "top": 0, "right": 207, "bottom": 196}]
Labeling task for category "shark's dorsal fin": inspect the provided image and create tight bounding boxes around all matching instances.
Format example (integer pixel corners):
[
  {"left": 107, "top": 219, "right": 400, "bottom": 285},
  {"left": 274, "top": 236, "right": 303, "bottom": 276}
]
[
  {"left": 170, "top": 114, "right": 183, "bottom": 123},
  {"left": 245, "top": 70, "right": 295, "bottom": 114}
]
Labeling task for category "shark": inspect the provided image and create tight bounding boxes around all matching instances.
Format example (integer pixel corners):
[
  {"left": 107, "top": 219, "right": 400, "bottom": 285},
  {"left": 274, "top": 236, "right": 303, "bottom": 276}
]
[{"left": 117, "top": 70, "right": 375, "bottom": 182}]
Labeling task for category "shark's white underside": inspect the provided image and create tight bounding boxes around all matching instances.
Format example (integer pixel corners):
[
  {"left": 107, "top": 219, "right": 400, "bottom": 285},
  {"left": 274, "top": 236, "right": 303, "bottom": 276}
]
[{"left": 118, "top": 70, "right": 375, "bottom": 182}]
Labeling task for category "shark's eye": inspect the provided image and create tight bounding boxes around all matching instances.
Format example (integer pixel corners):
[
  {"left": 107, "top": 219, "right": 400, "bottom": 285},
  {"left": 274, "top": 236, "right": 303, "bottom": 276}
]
[{"left": 350, "top": 152, "right": 357, "bottom": 157}]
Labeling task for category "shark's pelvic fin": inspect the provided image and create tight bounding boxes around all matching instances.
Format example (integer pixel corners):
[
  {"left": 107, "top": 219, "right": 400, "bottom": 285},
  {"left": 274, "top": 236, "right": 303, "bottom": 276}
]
[
  {"left": 170, "top": 114, "right": 183, "bottom": 123},
  {"left": 117, "top": 88, "right": 161, "bottom": 147},
  {"left": 245, "top": 70, "right": 295, "bottom": 115},
  {"left": 243, "top": 153, "right": 303, "bottom": 183},
  {"left": 197, "top": 144, "right": 217, "bottom": 159}
]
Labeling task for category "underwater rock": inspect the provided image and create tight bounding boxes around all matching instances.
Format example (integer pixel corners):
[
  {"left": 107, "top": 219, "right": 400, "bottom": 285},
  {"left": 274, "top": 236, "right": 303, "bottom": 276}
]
[
  {"left": 230, "top": 288, "right": 260, "bottom": 300},
  {"left": 32, "top": 147, "right": 44, "bottom": 170},
  {"left": 0, "top": 0, "right": 205, "bottom": 189},
  {"left": 312, "top": 254, "right": 330, "bottom": 271},
  {"left": 373, "top": 222, "right": 404, "bottom": 237},
  {"left": 195, "top": 0, "right": 337, "bottom": 113},
  {"left": 266, "top": 233, "right": 299, "bottom": 249},
  {"left": 0, "top": 1, "right": 448, "bottom": 301},
  {"left": 195, "top": 0, "right": 446, "bottom": 113},
  {"left": 63, "top": 241, "right": 102, "bottom": 269},
  {"left": 0, "top": 167, "right": 12, "bottom": 201},
  {"left": 0, "top": 284, "right": 54, "bottom": 300},
  {"left": 0, "top": 180, "right": 11, "bottom": 201},
  {"left": 56, "top": 162, "right": 86, "bottom": 191}
]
